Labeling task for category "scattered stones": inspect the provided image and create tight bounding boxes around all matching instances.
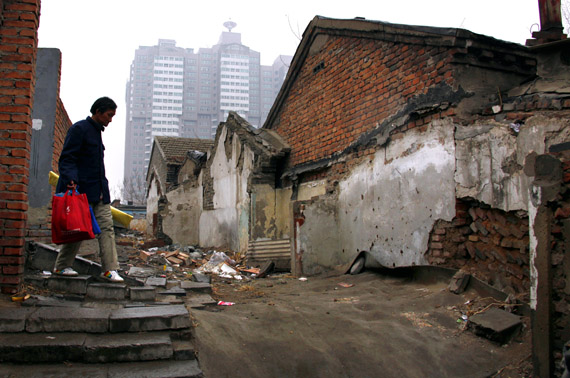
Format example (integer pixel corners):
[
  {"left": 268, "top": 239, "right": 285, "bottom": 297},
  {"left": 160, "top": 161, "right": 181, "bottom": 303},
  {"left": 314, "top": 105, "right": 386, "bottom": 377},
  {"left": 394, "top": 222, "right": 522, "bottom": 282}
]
[{"left": 448, "top": 270, "right": 470, "bottom": 294}]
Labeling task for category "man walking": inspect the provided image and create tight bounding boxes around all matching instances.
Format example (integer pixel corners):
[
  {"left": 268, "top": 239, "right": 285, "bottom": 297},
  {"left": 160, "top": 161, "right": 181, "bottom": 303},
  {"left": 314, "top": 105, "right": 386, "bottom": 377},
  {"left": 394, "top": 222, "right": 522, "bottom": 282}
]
[{"left": 53, "top": 97, "right": 123, "bottom": 282}]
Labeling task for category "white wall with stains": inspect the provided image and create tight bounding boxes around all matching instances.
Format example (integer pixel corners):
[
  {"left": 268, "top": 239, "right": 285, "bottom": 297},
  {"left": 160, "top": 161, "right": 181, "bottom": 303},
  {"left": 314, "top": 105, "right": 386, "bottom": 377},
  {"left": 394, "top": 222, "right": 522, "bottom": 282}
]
[
  {"left": 337, "top": 119, "right": 457, "bottom": 268},
  {"left": 199, "top": 125, "right": 254, "bottom": 252}
]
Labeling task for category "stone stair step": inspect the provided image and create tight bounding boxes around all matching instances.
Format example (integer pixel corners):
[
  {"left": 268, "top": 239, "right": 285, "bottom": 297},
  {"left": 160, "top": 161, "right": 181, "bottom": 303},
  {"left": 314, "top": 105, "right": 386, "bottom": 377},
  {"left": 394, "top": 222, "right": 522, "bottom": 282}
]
[
  {"left": 0, "top": 304, "right": 192, "bottom": 334},
  {"left": 83, "top": 332, "right": 173, "bottom": 363},
  {"left": 0, "top": 331, "right": 192, "bottom": 364},
  {"left": 87, "top": 283, "right": 128, "bottom": 300},
  {"left": 180, "top": 281, "right": 212, "bottom": 294},
  {"left": 0, "top": 359, "right": 203, "bottom": 378},
  {"left": 109, "top": 305, "right": 191, "bottom": 332},
  {"left": 172, "top": 339, "right": 196, "bottom": 361},
  {"left": 48, "top": 275, "right": 93, "bottom": 295},
  {"left": 26, "top": 306, "right": 111, "bottom": 333},
  {"left": 0, "top": 332, "right": 85, "bottom": 363},
  {"left": 129, "top": 286, "right": 157, "bottom": 301},
  {"left": 27, "top": 241, "right": 102, "bottom": 276}
]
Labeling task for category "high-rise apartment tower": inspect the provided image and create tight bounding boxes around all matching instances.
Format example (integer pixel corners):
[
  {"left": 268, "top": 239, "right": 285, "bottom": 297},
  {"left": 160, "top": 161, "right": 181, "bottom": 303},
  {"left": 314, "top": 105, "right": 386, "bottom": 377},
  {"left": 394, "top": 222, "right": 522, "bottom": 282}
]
[{"left": 123, "top": 23, "right": 292, "bottom": 203}]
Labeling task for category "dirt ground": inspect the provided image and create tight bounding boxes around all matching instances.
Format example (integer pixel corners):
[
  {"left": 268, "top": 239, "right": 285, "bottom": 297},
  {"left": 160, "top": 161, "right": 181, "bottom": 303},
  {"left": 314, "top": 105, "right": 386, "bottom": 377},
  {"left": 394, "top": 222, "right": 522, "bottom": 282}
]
[
  {"left": 193, "top": 270, "right": 532, "bottom": 378},
  {"left": 23, "top": 234, "right": 531, "bottom": 377}
]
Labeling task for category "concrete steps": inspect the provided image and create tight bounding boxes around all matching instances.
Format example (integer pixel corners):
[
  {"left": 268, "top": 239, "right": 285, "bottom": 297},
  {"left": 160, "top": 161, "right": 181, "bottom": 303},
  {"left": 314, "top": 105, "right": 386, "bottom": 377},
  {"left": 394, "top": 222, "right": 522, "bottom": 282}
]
[
  {"left": 2, "top": 242, "right": 212, "bottom": 376},
  {"left": 0, "top": 331, "right": 194, "bottom": 363},
  {"left": 0, "top": 360, "right": 202, "bottom": 378},
  {"left": 0, "top": 304, "right": 201, "bottom": 377},
  {"left": 0, "top": 305, "right": 191, "bottom": 333}
]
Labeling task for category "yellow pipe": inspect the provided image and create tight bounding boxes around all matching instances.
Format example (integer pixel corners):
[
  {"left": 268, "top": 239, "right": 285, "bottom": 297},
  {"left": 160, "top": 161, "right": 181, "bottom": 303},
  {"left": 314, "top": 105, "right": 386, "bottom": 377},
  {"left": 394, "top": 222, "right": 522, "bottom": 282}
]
[{"left": 49, "top": 171, "right": 133, "bottom": 228}]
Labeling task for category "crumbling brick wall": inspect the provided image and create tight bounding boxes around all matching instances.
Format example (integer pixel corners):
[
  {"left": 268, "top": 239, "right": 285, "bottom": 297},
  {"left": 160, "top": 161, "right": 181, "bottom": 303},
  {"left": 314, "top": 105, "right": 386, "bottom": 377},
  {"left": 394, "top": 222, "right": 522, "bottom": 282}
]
[
  {"left": 425, "top": 199, "right": 530, "bottom": 297},
  {"left": 0, "top": 0, "right": 41, "bottom": 294}
]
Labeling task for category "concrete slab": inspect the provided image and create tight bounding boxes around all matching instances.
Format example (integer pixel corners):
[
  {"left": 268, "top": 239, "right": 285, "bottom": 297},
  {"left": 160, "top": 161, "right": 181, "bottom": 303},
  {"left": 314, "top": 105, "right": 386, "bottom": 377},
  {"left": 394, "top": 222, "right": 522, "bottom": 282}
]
[
  {"left": 21, "top": 295, "right": 83, "bottom": 308},
  {"left": 191, "top": 272, "right": 211, "bottom": 283},
  {"left": 130, "top": 286, "right": 157, "bottom": 301},
  {"left": 0, "top": 362, "right": 106, "bottom": 378},
  {"left": 128, "top": 266, "right": 155, "bottom": 278},
  {"left": 109, "top": 305, "right": 191, "bottom": 332},
  {"left": 107, "top": 360, "right": 202, "bottom": 378},
  {"left": 26, "top": 241, "right": 59, "bottom": 271},
  {"left": 87, "top": 283, "right": 127, "bottom": 300},
  {"left": 159, "top": 286, "right": 187, "bottom": 296},
  {"left": 0, "top": 307, "right": 36, "bottom": 332},
  {"left": 181, "top": 281, "right": 212, "bottom": 293},
  {"left": 83, "top": 332, "right": 173, "bottom": 363},
  {"left": 468, "top": 307, "right": 523, "bottom": 344},
  {"left": 24, "top": 274, "right": 49, "bottom": 288},
  {"left": 26, "top": 242, "right": 102, "bottom": 276},
  {"left": 26, "top": 307, "right": 111, "bottom": 333},
  {"left": 0, "top": 332, "right": 86, "bottom": 362},
  {"left": 172, "top": 339, "right": 196, "bottom": 360},
  {"left": 146, "top": 276, "right": 167, "bottom": 288},
  {"left": 47, "top": 275, "right": 92, "bottom": 294},
  {"left": 185, "top": 294, "right": 217, "bottom": 308}
]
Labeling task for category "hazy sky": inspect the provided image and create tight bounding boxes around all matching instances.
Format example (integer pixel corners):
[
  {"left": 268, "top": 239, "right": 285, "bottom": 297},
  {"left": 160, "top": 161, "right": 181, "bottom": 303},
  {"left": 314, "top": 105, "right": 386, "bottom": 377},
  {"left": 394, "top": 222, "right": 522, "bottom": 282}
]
[{"left": 37, "top": 0, "right": 543, "bottom": 194}]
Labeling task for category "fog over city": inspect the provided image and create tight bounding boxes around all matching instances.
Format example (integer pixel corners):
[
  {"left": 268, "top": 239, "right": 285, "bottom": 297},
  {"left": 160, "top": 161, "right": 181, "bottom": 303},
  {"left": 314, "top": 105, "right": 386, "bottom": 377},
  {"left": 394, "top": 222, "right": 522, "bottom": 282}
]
[{"left": 37, "top": 0, "right": 545, "bottom": 197}]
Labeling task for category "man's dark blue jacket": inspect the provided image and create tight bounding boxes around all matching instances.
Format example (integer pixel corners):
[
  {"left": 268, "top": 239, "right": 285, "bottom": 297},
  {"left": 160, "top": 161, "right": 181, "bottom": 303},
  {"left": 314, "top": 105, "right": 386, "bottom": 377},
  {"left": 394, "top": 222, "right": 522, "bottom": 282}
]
[{"left": 56, "top": 117, "right": 111, "bottom": 204}]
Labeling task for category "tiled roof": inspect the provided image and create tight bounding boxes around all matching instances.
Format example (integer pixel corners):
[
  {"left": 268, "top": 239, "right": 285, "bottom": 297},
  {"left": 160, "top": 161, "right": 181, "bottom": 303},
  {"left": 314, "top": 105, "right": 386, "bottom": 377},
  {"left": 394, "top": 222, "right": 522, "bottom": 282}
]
[{"left": 155, "top": 136, "right": 214, "bottom": 164}]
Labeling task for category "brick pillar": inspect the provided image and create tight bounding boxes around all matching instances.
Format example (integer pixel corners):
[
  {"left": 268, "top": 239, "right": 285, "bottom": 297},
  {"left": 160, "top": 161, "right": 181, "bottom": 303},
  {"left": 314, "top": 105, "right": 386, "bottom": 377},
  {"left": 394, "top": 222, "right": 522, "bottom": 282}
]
[{"left": 0, "top": 0, "right": 41, "bottom": 294}]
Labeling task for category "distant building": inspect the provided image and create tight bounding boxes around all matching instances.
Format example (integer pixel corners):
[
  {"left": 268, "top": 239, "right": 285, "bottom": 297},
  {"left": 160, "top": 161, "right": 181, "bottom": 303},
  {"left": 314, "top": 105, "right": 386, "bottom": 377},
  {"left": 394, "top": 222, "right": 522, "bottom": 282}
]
[{"left": 123, "top": 22, "right": 292, "bottom": 203}]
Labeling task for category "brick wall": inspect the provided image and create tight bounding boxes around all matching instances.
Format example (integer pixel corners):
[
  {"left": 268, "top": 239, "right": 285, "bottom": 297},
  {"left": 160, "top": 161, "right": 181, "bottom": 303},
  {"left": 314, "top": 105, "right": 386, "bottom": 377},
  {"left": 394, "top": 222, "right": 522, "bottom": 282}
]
[
  {"left": 0, "top": 0, "right": 41, "bottom": 294},
  {"left": 271, "top": 35, "right": 455, "bottom": 168},
  {"left": 425, "top": 199, "right": 531, "bottom": 297}
]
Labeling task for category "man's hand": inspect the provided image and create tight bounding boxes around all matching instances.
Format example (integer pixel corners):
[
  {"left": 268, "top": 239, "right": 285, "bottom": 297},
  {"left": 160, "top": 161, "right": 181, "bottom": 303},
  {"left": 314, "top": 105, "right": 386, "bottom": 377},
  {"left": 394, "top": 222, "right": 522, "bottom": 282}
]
[{"left": 67, "top": 180, "right": 77, "bottom": 190}]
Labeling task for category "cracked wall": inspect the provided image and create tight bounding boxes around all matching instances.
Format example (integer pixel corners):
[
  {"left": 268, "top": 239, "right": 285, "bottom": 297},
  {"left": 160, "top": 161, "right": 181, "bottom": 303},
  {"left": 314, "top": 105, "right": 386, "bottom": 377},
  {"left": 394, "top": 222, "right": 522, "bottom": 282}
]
[{"left": 199, "top": 125, "right": 253, "bottom": 252}]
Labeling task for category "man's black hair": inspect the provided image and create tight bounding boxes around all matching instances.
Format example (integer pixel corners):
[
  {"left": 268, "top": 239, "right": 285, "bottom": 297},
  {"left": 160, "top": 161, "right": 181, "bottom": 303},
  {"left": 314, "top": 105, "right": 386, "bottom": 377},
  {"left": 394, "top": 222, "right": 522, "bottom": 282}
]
[{"left": 90, "top": 97, "right": 117, "bottom": 115}]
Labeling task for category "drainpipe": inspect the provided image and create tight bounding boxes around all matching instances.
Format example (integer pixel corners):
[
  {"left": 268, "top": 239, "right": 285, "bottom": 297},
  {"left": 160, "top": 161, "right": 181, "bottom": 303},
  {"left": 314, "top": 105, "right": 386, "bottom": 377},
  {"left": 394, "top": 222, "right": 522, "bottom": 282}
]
[{"left": 526, "top": 0, "right": 568, "bottom": 46}]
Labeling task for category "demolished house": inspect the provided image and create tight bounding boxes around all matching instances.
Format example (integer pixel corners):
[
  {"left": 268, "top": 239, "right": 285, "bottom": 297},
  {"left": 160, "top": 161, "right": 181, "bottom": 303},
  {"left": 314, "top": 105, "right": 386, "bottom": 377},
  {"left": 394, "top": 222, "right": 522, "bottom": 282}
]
[
  {"left": 146, "top": 136, "right": 214, "bottom": 245},
  {"left": 147, "top": 13, "right": 569, "bottom": 376}
]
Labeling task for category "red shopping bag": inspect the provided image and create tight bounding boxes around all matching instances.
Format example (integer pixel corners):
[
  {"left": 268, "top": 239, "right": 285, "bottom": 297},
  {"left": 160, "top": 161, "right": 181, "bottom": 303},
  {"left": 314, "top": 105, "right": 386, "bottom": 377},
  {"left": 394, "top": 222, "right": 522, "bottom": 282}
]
[{"left": 51, "top": 189, "right": 95, "bottom": 244}]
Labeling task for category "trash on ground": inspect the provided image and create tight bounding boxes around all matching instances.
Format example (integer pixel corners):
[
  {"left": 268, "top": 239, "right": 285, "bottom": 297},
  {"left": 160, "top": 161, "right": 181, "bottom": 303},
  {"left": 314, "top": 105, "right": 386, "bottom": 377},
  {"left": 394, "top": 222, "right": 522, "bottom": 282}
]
[
  {"left": 196, "top": 260, "right": 243, "bottom": 280},
  {"left": 333, "top": 297, "right": 359, "bottom": 303},
  {"left": 338, "top": 282, "right": 354, "bottom": 288},
  {"left": 217, "top": 301, "right": 235, "bottom": 306},
  {"left": 11, "top": 294, "right": 30, "bottom": 302},
  {"left": 298, "top": 277, "right": 308, "bottom": 281},
  {"left": 238, "top": 267, "right": 260, "bottom": 275}
]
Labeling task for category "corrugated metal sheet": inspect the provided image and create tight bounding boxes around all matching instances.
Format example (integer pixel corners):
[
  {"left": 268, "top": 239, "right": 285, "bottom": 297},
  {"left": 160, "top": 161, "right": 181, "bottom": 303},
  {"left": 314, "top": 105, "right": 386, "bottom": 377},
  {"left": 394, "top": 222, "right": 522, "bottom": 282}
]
[{"left": 247, "top": 239, "right": 291, "bottom": 271}]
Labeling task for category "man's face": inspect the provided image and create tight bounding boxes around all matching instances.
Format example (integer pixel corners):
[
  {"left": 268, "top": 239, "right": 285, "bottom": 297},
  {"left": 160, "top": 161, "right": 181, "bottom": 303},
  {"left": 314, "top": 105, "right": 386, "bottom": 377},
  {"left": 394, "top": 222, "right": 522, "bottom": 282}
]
[{"left": 93, "top": 109, "right": 115, "bottom": 127}]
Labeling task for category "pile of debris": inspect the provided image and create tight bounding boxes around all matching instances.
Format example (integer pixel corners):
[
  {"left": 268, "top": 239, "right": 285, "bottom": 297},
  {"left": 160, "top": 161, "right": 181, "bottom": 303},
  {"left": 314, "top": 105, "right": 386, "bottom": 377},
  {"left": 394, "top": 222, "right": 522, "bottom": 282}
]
[{"left": 123, "top": 241, "right": 273, "bottom": 283}]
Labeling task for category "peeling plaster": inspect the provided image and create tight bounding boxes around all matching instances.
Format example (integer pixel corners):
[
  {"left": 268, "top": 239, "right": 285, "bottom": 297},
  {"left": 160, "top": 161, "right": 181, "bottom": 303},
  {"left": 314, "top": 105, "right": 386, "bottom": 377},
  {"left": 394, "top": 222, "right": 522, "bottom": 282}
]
[
  {"left": 199, "top": 125, "right": 255, "bottom": 252},
  {"left": 456, "top": 123, "right": 533, "bottom": 211},
  {"left": 528, "top": 186, "right": 540, "bottom": 310},
  {"left": 338, "top": 120, "right": 456, "bottom": 268}
]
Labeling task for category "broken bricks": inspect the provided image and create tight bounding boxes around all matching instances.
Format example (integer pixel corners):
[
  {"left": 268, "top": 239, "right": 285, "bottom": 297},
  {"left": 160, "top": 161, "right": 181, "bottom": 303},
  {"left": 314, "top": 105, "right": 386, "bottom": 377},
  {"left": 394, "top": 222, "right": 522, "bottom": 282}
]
[{"left": 448, "top": 270, "right": 471, "bottom": 294}]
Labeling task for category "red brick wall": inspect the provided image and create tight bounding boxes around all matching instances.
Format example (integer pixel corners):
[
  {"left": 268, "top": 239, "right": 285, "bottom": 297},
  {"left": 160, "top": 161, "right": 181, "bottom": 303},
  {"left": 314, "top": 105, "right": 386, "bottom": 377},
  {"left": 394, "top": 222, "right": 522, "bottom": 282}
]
[
  {"left": 53, "top": 97, "right": 70, "bottom": 173},
  {"left": 271, "top": 36, "right": 455, "bottom": 168},
  {"left": 425, "top": 199, "right": 531, "bottom": 297},
  {"left": 0, "top": 0, "right": 41, "bottom": 294}
]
